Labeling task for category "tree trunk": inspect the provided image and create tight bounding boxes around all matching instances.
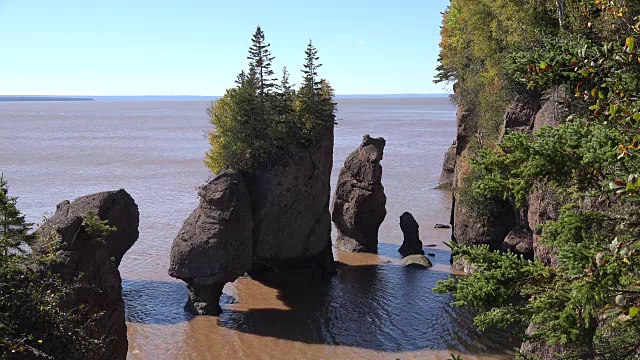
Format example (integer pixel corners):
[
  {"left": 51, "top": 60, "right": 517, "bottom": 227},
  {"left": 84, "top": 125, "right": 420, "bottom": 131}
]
[{"left": 556, "top": 0, "right": 565, "bottom": 28}]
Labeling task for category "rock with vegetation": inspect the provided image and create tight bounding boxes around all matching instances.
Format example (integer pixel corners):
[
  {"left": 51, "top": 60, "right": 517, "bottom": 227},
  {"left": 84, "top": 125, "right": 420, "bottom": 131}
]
[
  {"left": 331, "top": 134, "right": 387, "bottom": 253},
  {"left": 437, "top": 140, "right": 456, "bottom": 189},
  {"left": 435, "top": 1, "right": 640, "bottom": 358},
  {"left": 1, "top": 177, "right": 127, "bottom": 359},
  {"left": 398, "top": 212, "right": 425, "bottom": 257},
  {"left": 400, "top": 254, "right": 432, "bottom": 269},
  {"left": 34, "top": 190, "right": 139, "bottom": 360},
  {"left": 169, "top": 171, "right": 253, "bottom": 315},
  {"left": 185, "top": 27, "right": 338, "bottom": 289},
  {"left": 44, "top": 189, "right": 139, "bottom": 266}
]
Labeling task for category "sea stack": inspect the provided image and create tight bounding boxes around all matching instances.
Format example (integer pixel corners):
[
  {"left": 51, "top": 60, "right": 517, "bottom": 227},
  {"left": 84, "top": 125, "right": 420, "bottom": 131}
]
[
  {"left": 398, "top": 212, "right": 425, "bottom": 257},
  {"left": 331, "top": 134, "right": 387, "bottom": 253},
  {"left": 169, "top": 171, "right": 253, "bottom": 315},
  {"left": 249, "top": 127, "right": 336, "bottom": 284},
  {"left": 36, "top": 190, "right": 140, "bottom": 360}
]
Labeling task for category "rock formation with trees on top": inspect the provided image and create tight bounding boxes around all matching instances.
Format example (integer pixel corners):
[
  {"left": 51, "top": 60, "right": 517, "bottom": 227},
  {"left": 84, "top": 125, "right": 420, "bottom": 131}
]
[{"left": 169, "top": 26, "right": 337, "bottom": 315}]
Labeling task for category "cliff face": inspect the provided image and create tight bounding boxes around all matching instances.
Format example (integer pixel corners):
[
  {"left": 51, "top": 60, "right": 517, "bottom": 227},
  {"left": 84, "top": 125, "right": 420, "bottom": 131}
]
[
  {"left": 437, "top": 141, "right": 457, "bottom": 189},
  {"left": 449, "top": 88, "right": 567, "bottom": 265},
  {"left": 448, "top": 88, "right": 569, "bottom": 359}
]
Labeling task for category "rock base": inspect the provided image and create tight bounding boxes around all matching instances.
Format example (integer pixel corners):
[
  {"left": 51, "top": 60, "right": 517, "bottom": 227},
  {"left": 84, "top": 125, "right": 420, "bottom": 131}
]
[{"left": 185, "top": 281, "right": 225, "bottom": 316}]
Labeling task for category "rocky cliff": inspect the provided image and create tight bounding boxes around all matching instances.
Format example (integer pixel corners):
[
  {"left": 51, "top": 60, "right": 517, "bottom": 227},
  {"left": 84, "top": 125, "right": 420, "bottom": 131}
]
[
  {"left": 36, "top": 190, "right": 139, "bottom": 360},
  {"left": 447, "top": 87, "right": 569, "bottom": 358},
  {"left": 449, "top": 88, "right": 567, "bottom": 263},
  {"left": 437, "top": 141, "right": 456, "bottom": 189}
]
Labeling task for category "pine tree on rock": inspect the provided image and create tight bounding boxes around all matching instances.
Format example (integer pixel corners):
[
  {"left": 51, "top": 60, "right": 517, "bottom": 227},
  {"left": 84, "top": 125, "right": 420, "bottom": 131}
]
[
  {"left": 0, "top": 175, "right": 34, "bottom": 258},
  {"left": 300, "top": 40, "right": 323, "bottom": 117},
  {"left": 248, "top": 26, "right": 276, "bottom": 102}
]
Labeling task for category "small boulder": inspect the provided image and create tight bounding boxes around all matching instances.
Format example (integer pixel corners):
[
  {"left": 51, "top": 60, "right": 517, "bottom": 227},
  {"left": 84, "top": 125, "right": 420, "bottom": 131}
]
[
  {"left": 401, "top": 254, "right": 432, "bottom": 268},
  {"left": 398, "top": 212, "right": 425, "bottom": 257},
  {"left": 434, "top": 223, "right": 451, "bottom": 229},
  {"left": 169, "top": 171, "right": 253, "bottom": 315},
  {"left": 332, "top": 134, "right": 387, "bottom": 253}
]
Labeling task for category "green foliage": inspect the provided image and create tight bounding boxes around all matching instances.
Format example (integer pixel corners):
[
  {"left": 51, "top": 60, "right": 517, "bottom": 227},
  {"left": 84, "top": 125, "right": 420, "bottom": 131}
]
[
  {"left": 437, "top": 1, "right": 640, "bottom": 358},
  {"left": 0, "top": 174, "right": 34, "bottom": 259},
  {"left": 0, "top": 177, "right": 107, "bottom": 359},
  {"left": 205, "top": 27, "right": 336, "bottom": 174}
]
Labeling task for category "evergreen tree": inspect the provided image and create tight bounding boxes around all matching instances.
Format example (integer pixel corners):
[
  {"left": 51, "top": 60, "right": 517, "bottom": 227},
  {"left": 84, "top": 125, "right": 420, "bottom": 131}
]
[
  {"left": 272, "top": 66, "right": 298, "bottom": 148},
  {"left": 247, "top": 26, "right": 276, "bottom": 101},
  {"left": 0, "top": 174, "right": 33, "bottom": 258},
  {"left": 299, "top": 40, "right": 323, "bottom": 117},
  {"left": 206, "top": 29, "right": 336, "bottom": 174}
]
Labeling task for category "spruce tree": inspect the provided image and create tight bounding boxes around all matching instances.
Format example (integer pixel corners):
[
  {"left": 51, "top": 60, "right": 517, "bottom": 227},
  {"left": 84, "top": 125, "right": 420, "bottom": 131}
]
[
  {"left": 247, "top": 26, "right": 276, "bottom": 101},
  {"left": 0, "top": 175, "right": 33, "bottom": 258},
  {"left": 300, "top": 40, "right": 322, "bottom": 116}
]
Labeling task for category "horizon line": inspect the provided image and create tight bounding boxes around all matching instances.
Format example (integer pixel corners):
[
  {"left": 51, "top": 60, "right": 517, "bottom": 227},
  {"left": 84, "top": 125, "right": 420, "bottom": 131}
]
[{"left": 0, "top": 93, "right": 451, "bottom": 97}]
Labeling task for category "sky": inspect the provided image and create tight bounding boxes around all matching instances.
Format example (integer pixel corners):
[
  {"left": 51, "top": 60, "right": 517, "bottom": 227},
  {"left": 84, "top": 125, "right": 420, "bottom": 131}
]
[{"left": 0, "top": 0, "right": 452, "bottom": 96}]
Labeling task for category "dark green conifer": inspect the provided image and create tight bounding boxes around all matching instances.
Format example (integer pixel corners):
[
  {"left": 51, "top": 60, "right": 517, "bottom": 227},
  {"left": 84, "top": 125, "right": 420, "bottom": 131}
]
[
  {"left": 0, "top": 174, "right": 33, "bottom": 258},
  {"left": 247, "top": 26, "right": 276, "bottom": 100}
]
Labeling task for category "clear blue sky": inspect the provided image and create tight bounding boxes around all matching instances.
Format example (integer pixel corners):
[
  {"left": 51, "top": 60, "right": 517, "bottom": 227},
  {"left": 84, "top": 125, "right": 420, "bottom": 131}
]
[{"left": 0, "top": 0, "right": 451, "bottom": 96}]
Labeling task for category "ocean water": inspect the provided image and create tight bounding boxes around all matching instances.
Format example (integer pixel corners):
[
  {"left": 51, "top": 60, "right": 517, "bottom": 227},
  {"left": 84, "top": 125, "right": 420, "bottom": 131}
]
[{"left": 0, "top": 98, "right": 515, "bottom": 359}]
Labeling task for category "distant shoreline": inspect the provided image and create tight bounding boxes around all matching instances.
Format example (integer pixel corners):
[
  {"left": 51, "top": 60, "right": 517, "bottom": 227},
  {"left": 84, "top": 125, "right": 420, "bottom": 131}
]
[
  {"left": 0, "top": 94, "right": 450, "bottom": 102},
  {"left": 0, "top": 96, "right": 95, "bottom": 102}
]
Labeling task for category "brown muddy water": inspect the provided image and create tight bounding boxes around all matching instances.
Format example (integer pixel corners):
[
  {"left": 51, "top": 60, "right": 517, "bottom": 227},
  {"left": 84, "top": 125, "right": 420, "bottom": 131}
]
[{"left": 0, "top": 98, "right": 516, "bottom": 359}]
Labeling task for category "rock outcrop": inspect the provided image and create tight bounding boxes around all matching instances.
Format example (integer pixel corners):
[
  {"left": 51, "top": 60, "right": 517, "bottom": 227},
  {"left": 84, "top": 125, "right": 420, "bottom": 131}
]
[
  {"left": 401, "top": 254, "right": 432, "bottom": 268},
  {"left": 169, "top": 171, "right": 253, "bottom": 315},
  {"left": 497, "top": 93, "right": 541, "bottom": 143},
  {"left": 437, "top": 141, "right": 456, "bottom": 189},
  {"left": 398, "top": 212, "right": 425, "bottom": 257},
  {"left": 44, "top": 189, "right": 139, "bottom": 266},
  {"left": 36, "top": 190, "right": 139, "bottom": 360},
  {"left": 331, "top": 134, "right": 387, "bottom": 253}
]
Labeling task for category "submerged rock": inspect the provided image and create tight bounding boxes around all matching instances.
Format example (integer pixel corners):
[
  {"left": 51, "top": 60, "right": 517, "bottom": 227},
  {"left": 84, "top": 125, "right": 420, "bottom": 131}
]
[
  {"left": 398, "top": 212, "right": 425, "bottom": 257},
  {"left": 401, "top": 254, "right": 432, "bottom": 268},
  {"left": 331, "top": 134, "right": 387, "bottom": 253},
  {"left": 36, "top": 189, "right": 139, "bottom": 360},
  {"left": 169, "top": 171, "right": 253, "bottom": 315}
]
